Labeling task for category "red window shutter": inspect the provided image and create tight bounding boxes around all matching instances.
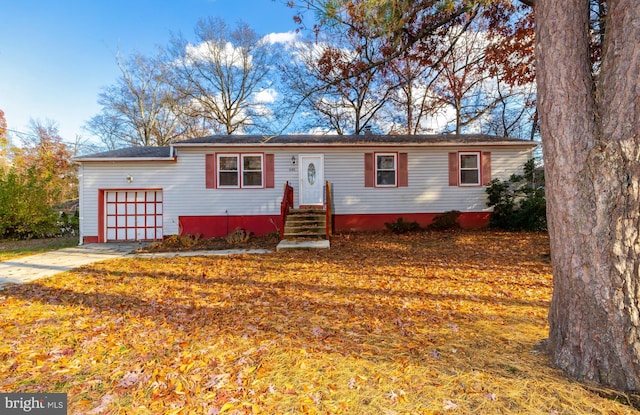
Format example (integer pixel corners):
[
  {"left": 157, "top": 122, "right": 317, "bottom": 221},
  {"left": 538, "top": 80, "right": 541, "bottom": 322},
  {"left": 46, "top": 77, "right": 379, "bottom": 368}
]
[
  {"left": 482, "top": 151, "right": 492, "bottom": 185},
  {"left": 364, "top": 153, "right": 374, "bottom": 187},
  {"left": 448, "top": 152, "right": 458, "bottom": 186},
  {"left": 205, "top": 154, "right": 216, "bottom": 189},
  {"left": 265, "top": 154, "right": 275, "bottom": 188},
  {"left": 398, "top": 153, "right": 408, "bottom": 187}
]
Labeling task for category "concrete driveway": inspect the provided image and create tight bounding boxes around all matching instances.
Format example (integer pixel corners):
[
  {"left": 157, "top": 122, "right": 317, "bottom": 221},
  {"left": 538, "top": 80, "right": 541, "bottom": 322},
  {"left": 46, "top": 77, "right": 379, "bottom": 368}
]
[
  {"left": 0, "top": 243, "right": 142, "bottom": 288},
  {"left": 0, "top": 243, "right": 273, "bottom": 289}
]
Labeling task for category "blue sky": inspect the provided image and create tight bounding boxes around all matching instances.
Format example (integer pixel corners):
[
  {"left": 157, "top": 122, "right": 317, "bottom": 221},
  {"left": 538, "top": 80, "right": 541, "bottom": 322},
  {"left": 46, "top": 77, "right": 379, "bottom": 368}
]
[{"left": 0, "top": 0, "right": 301, "bottom": 144}]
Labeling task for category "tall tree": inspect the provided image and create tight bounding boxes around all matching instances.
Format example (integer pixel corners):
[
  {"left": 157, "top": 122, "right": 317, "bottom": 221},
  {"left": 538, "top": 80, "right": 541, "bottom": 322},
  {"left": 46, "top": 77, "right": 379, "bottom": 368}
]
[
  {"left": 431, "top": 24, "right": 504, "bottom": 134},
  {"left": 168, "top": 18, "right": 274, "bottom": 135},
  {"left": 12, "top": 120, "right": 77, "bottom": 206},
  {"left": 282, "top": 35, "right": 395, "bottom": 135},
  {"left": 292, "top": 0, "right": 640, "bottom": 393},
  {"left": 87, "top": 51, "right": 185, "bottom": 148},
  {"left": 380, "top": 52, "right": 444, "bottom": 134},
  {"left": 537, "top": 0, "right": 640, "bottom": 391}
]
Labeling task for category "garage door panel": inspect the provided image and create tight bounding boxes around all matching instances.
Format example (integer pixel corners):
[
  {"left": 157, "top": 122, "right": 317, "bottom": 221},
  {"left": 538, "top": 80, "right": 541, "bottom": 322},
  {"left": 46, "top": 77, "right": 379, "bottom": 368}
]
[{"left": 105, "top": 190, "right": 163, "bottom": 242}]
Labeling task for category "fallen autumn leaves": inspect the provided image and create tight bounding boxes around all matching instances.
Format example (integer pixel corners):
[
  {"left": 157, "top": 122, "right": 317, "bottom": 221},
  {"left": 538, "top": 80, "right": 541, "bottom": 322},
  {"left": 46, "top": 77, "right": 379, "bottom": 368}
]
[{"left": 0, "top": 231, "right": 636, "bottom": 414}]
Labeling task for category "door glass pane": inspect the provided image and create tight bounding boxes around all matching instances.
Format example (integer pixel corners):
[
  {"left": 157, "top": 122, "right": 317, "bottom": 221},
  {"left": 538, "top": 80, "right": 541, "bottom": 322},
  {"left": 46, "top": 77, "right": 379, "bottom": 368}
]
[{"left": 307, "top": 163, "right": 316, "bottom": 185}]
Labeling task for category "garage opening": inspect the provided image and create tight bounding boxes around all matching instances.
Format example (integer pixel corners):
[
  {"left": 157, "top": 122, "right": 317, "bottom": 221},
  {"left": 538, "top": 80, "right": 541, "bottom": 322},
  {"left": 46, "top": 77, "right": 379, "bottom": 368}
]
[{"left": 105, "top": 190, "right": 163, "bottom": 241}]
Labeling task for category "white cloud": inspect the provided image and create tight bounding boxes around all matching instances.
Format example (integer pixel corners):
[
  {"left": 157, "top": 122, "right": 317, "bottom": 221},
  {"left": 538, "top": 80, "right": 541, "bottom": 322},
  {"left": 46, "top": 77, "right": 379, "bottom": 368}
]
[
  {"left": 184, "top": 41, "right": 249, "bottom": 67},
  {"left": 253, "top": 88, "right": 278, "bottom": 104},
  {"left": 261, "top": 31, "right": 300, "bottom": 46}
]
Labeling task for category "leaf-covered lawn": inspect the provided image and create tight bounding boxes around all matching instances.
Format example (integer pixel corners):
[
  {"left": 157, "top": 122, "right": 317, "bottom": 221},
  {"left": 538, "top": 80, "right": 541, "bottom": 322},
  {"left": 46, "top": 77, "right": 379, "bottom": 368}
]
[{"left": 0, "top": 231, "right": 636, "bottom": 414}]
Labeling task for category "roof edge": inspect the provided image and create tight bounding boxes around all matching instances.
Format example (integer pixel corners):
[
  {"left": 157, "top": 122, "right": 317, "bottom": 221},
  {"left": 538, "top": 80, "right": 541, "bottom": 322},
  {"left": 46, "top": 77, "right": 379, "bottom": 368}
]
[
  {"left": 172, "top": 141, "right": 538, "bottom": 148},
  {"left": 74, "top": 156, "right": 177, "bottom": 163}
]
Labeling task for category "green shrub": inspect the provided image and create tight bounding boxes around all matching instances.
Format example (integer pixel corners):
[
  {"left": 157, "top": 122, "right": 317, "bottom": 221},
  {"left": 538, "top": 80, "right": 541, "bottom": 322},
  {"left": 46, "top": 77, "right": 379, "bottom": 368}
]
[
  {"left": 385, "top": 217, "right": 421, "bottom": 234},
  {"left": 0, "top": 167, "right": 61, "bottom": 239},
  {"left": 486, "top": 159, "right": 547, "bottom": 231}
]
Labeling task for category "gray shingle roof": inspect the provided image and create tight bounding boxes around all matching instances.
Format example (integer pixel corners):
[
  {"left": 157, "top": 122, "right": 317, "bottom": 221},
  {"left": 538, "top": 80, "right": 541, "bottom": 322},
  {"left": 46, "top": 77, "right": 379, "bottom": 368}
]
[
  {"left": 176, "top": 134, "right": 533, "bottom": 146},
  {"left": 75, "top": 146, "right": 172, "bottom": 160},
  {"left": 75, "top": 134, "right": 537, "bottom": 161}
]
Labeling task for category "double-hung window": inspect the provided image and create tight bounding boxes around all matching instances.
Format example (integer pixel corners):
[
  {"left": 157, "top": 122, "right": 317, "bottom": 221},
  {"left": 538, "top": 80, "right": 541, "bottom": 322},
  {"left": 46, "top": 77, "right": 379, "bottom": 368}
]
[
  {"left": 217, "top": 153, "right": 263, "bottom": 188},
  {"left": 218, "top": 155, "right": 239, "bottom": 187},
  {"left": 459, "top": 152, "right": 481, "bottom": 186},
  {"left": 242, "top": 154, "right": 263, "bottom": 187},
  {"left": 376, "top": 153, "right": 397, "bottom": 186}
]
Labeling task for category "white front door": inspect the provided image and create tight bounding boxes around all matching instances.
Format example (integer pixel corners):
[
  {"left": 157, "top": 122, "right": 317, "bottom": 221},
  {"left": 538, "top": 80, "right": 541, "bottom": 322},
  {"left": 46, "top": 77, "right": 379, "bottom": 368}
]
[{"left": 299, "top": 154, "right": 324, "bottom": 206}]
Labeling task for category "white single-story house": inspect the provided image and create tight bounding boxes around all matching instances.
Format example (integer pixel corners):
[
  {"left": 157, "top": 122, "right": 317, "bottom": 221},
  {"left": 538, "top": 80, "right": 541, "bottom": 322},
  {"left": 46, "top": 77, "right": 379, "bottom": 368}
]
[{"left": 73, "top": 134, "right": 537, "bottom": 244}]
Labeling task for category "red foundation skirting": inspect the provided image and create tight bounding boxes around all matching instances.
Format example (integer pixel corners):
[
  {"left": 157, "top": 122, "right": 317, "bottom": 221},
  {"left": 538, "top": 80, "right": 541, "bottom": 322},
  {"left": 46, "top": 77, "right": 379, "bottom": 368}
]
[
  {"left": 179, "top": 215, "right": 282, "bottom": 238},
  {"left": 333, "top": 212, "right": 490, "bottom": 232},
  {"left": 178, "top": 212, "right": 489, "bottom": 239}
]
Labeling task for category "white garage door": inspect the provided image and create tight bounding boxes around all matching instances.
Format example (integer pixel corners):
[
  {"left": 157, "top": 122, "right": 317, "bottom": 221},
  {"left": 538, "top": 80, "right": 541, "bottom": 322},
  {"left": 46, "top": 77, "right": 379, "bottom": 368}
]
[{"left": 105, "top": 190, "right": 163, "bottom": 241}]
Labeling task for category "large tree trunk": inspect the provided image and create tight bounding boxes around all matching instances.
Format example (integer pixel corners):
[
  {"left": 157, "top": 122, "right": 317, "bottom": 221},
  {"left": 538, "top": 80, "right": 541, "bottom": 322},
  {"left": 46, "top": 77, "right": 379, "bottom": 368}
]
[{"left": 536, "top": 0, "right": 640, "bottom": 391}]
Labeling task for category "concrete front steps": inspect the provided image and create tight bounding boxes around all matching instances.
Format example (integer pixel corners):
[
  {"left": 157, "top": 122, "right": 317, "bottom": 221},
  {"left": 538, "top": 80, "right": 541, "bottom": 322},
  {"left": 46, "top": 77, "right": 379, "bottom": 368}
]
[{"left": 277, "top": 208, "right": 330, "bottom": 251}]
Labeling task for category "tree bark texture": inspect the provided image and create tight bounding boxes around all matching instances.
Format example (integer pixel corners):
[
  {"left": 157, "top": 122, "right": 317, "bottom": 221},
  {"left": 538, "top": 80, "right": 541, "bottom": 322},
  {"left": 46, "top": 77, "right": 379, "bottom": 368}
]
[{"left": 537, "top": 0, "right": 640, "bottom": 390}]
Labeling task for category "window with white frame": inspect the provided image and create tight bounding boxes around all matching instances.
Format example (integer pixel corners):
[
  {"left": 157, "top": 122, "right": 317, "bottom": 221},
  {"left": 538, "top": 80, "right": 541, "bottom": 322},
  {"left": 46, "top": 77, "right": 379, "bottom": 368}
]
[
  {"left": 218, "top": 155, "right": 239, "bottom": 187},
  {"left": 376, "top": 153, "right": 397, "bottom": 186},
  {"left": 459, "top": 152, "right": 480, "bottom": 185},
  {"left": 242, "top": 154, "right": 263, "bottom": 187},
  {"left": 217, "top": 154, "right": 263, "bottom": 188}
]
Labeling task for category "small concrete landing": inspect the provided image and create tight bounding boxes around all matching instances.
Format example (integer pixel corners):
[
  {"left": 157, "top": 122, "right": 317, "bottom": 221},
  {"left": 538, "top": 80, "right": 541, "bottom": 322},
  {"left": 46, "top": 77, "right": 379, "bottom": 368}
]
[{"left": 276, "top": 239, "right": 330, "bottom": 251}]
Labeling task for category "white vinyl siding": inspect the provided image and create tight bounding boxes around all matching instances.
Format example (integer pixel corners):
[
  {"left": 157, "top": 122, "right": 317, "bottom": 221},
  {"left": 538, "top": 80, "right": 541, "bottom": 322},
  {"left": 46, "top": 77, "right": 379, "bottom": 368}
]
[{"left": 78, "top": 145, "right": 532, "bottom": 239}]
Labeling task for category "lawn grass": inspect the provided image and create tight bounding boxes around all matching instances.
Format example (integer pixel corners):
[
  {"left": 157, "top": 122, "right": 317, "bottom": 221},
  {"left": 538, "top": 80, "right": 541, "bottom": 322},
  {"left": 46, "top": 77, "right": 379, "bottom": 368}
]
[
  {"left": 0, "top": 236, "right": 79, "bottom": 262},
  {"left": 0, "top": 230, "right": 637, "bottom": 414}
]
